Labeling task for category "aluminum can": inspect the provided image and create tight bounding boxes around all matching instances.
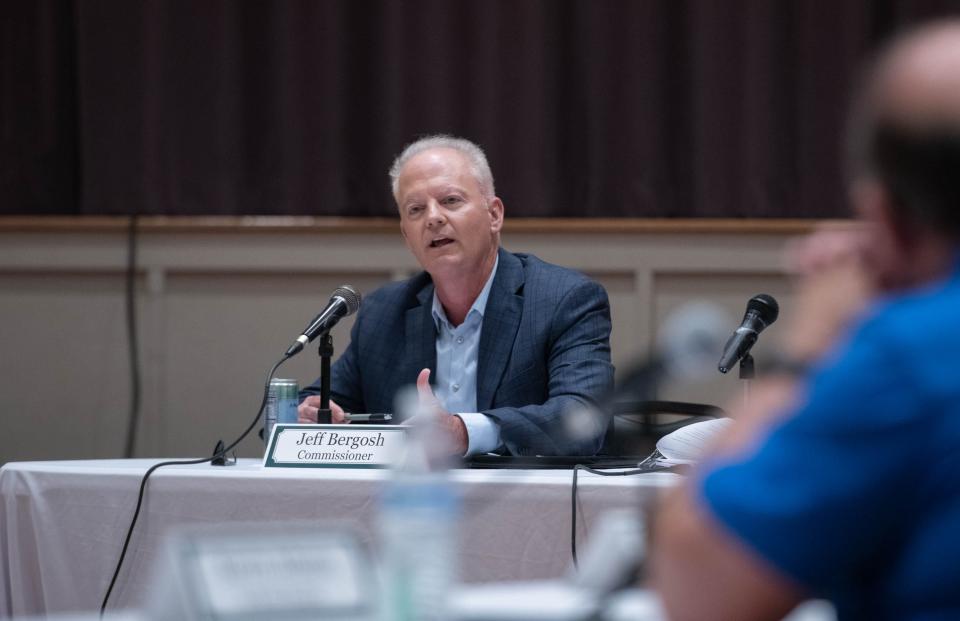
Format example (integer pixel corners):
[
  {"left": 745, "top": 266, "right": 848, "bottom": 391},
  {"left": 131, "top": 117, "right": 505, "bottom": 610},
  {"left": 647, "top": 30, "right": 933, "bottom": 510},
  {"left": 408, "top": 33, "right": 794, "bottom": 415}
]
[{"left": 264, "top": 378, "right": 299, "bottom": 445}]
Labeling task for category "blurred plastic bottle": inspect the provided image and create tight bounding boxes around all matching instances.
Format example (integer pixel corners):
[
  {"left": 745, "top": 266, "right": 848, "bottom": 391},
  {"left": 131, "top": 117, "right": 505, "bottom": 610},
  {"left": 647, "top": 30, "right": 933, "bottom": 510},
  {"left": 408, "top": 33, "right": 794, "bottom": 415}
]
[{"left": 378, "top": 387, "right": 460, "bottom": 621}]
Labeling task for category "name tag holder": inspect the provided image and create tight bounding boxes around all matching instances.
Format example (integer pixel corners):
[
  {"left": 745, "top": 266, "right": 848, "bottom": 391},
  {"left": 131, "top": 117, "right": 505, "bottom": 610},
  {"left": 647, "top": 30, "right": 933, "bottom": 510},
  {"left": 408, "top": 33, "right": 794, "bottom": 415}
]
[
  {"left": 264, "top": 423, "right": 408, "bottom": 469},
  {"left": 145, "top": 524, "right": 375, "bottom": 620}
]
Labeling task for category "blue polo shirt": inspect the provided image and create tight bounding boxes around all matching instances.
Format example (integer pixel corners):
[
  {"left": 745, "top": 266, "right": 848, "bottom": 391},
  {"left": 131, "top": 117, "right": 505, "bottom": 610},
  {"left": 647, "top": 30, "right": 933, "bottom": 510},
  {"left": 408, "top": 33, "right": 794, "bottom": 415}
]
[{"left": 699, "top": 261, "right": 960, "bottom": 620}]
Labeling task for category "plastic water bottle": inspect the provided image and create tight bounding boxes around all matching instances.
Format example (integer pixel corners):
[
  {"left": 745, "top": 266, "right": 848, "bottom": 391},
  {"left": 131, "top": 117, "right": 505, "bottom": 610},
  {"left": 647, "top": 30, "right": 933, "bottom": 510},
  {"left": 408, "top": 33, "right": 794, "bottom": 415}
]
[{"left": 378, "top": 388, "right": 459, "bottom": 621}]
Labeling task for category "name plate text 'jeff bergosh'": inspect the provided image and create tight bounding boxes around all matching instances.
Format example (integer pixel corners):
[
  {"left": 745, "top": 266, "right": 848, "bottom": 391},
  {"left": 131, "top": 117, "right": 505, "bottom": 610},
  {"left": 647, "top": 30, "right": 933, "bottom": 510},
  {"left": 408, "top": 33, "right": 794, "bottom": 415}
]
[{"left": 263, "top": 424, "right": 407, "bottom": 468}]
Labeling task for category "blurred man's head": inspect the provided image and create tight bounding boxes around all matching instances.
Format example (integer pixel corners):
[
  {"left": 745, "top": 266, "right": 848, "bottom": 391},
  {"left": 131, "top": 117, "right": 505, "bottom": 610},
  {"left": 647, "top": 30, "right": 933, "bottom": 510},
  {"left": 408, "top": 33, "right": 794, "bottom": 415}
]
[
  {"left": 389, "top": 136, "right": 503, "bottom": 281},
  {"left": 847, "top": 20, "right": 960, "bottom": 288}
]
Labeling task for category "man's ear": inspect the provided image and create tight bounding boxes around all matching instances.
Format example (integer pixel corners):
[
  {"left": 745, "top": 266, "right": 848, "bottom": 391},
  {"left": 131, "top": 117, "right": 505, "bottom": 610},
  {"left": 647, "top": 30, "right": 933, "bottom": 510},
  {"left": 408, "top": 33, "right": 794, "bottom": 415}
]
[
  {"left": 854, "top": 180, "right": 896, "bottom": 240},
  {"left": 853, "top": 179, "right": 921, "bottom": 289},
  {"left": 863, "top": 183, "right": 921, "bottom": 252},
  {"left": 488, "top": 197, "right": 504, "bottom": 234}
]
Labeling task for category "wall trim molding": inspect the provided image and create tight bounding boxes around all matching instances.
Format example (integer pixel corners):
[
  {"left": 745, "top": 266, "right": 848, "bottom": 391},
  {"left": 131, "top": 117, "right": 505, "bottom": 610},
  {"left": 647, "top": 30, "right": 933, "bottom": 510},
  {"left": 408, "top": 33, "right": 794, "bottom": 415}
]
[
  {"left": 0, "top": 215, "right": 854, "bottom": 235},
  {"left": 0, "top": 218, "right": 817, "bottom": 461}
]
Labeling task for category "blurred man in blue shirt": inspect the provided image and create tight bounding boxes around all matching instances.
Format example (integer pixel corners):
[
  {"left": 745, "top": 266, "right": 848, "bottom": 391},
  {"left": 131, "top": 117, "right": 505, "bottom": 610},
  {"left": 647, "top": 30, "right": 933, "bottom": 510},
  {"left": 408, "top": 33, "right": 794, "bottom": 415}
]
[{"left": 653, "top": 20, "right": 960, "bottom": 620}]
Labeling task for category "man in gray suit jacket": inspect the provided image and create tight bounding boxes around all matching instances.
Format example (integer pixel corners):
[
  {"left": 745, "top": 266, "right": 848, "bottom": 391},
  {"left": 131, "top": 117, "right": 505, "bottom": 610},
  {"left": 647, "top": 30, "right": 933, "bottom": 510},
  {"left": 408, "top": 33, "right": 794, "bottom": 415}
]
[{"left": 299, "top": 135, "right": 613, "bottom": 457}]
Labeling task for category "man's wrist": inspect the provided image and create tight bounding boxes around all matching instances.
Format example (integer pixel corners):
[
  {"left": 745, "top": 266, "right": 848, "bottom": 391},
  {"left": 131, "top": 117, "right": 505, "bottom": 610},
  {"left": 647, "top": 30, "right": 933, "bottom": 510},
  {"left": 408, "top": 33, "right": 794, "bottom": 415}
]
[{"left": 455, "top": 412, "right": 501, "bottom": 456}]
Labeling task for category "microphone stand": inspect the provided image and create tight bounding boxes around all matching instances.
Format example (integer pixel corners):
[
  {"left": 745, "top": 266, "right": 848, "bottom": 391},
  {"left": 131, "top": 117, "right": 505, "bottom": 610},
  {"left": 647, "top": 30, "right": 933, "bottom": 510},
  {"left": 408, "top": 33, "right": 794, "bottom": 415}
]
[
  {"left": 317, "top": 333, "right": 334, "bottom": 424},
  {"left": 739, "top": 353, "right": 755, "bottom": 409}
]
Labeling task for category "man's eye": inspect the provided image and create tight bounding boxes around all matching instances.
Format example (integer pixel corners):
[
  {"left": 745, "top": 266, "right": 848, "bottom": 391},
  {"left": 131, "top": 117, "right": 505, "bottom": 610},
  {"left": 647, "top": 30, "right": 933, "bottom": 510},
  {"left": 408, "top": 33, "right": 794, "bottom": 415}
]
[
  {"left": 407, "top": 205, "right": 424, "bottom": 215},
  {"left": 441, "top": 196, "right": 462, "bottom": 205}
]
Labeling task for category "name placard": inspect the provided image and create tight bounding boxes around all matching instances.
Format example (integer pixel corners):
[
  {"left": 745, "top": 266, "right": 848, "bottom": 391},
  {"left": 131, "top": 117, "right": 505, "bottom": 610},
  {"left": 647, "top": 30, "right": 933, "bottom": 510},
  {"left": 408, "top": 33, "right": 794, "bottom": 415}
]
[
  {"left": 264, "top": 423, "right": 407, "bottom": 468},
  {"left": 146, "top": 524, "right": 374, "bottom": 620}
]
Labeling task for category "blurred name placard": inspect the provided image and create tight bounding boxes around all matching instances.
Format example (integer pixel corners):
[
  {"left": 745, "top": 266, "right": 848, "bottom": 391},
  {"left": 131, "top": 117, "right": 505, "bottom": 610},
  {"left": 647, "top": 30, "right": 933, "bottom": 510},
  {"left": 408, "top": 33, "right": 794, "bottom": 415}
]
[{"left": 147, "top": 526, "right": 374, "bottom": 621}]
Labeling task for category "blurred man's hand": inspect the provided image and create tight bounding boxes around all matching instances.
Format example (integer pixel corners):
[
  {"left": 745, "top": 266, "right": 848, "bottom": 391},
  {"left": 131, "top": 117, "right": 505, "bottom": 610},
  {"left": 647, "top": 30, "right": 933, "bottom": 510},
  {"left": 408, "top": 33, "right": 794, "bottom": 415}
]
[
  {"left": 408, "top": 368, "right": 468, "bottom": 456},
  {"left": 297, "top": 396, "right": 347, "bottom": 424},
  {"left": 782, "top": 226, "right": 875, "bottom": 362}
]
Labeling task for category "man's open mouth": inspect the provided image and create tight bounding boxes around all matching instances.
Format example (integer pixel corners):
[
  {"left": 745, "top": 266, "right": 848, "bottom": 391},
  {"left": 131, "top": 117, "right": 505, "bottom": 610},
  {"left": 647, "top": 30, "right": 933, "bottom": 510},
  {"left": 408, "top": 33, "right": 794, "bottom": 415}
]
[{"left": 429, "top": 238, "right": 455, "bottom": 248}]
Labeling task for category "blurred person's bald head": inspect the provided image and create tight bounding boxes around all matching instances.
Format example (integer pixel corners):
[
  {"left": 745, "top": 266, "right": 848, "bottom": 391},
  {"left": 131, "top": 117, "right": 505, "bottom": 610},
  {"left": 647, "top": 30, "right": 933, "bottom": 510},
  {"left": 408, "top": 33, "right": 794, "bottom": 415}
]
[
  {"left": 870, "top": 21, "right": 960, "bottom": 130},
  {"left": 845, "top": 20, "right": 960, "bottom": 289},
  {"left": 850, "top": 20, "right": 960, "bottom": 173}
]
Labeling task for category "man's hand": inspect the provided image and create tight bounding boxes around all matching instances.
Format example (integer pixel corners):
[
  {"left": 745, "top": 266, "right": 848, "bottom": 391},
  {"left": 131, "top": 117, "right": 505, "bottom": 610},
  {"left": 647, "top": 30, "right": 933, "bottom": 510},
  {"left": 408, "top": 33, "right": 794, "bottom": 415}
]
[
  {"left": 412, "top": 368, "right": 468, "bottom": 456},
  {"left": 415, "top": 368, "right": 446, "bottom": 415},
  {"left": 297, "top": 396, "right": 347, "bottom": 424},
  {"left": 782, "top": 226, "right": 875, "bottom": 363}
]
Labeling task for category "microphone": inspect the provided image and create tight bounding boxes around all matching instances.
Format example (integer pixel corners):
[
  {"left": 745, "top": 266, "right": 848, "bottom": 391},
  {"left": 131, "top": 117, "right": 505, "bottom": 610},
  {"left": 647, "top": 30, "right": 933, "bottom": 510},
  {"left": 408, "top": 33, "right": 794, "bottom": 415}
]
[
  {"left": 717, "top": 294, "right": 779, "bottom": 374},
  {"left": 285, "top": 285, "right": 362, "bottom": 357}
]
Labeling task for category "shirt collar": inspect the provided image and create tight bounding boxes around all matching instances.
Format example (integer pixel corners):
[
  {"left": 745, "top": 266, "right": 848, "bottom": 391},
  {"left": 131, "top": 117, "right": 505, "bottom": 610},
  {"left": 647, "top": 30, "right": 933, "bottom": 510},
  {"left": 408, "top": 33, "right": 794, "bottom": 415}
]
[{"left": 431, "top": 253, "right": 500, "bottom": 331}]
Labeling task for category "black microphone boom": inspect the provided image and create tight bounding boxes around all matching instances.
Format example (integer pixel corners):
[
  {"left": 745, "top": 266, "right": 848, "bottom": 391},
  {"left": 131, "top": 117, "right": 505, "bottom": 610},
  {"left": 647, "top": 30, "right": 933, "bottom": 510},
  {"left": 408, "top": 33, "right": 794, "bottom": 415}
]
[
  {"left": 285, "top": 285, "right": 361, "bottom": 357},
  {"left": 717, "top": 294, "right": 779, "bottom": 374}
]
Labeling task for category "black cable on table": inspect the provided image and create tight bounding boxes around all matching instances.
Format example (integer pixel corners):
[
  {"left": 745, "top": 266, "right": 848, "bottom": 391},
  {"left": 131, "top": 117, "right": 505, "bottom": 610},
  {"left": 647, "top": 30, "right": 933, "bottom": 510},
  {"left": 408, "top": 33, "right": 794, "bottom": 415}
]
[
  {"left": 99, "top": 355, "right": 290, "bottom": 617},
  {"left": 570, "top": 464, "right": 648, "bottom": 568}
]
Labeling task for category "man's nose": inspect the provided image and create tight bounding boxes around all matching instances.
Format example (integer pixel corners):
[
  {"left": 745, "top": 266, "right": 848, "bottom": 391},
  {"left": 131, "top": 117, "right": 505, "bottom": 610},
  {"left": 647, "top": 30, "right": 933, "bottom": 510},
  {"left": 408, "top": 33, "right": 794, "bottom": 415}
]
[{"left": 425, "top": 202, "right": 446, "bottom": 227}]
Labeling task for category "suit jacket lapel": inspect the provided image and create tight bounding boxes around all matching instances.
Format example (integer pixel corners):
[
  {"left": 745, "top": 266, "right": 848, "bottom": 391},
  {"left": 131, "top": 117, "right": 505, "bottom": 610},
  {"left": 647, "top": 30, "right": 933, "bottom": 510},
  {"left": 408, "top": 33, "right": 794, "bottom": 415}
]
[
  {"left": 404, "top": 281, "right": 437, "bottom": 389},
  {"left": 476, "top": 249, "right": 524, "bottom": 411}
]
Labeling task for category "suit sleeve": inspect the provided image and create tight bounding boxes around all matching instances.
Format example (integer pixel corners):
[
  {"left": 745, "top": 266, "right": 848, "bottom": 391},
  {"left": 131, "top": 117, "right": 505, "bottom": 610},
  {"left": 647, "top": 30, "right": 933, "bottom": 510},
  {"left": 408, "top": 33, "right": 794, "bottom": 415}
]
[
  {"left": 482, "top": 279, "right": 614, "bottom": 456},
  {"left": 298, "top": 308, "right": 367, "bottom": 414}
]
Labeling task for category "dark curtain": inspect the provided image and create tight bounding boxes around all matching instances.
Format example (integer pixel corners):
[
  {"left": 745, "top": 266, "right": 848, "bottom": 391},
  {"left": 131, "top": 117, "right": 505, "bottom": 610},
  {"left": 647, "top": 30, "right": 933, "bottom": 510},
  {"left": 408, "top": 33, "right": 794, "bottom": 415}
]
[{"left": 3, "top": 0, "right": 959, "bottom": 218}]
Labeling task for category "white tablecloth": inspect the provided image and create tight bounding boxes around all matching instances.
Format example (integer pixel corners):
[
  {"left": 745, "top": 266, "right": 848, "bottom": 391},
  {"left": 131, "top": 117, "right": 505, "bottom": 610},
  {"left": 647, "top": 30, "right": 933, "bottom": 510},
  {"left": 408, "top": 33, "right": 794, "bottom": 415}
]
[{"left": 0, "top": 458, "right": 677, "bottom": 618}]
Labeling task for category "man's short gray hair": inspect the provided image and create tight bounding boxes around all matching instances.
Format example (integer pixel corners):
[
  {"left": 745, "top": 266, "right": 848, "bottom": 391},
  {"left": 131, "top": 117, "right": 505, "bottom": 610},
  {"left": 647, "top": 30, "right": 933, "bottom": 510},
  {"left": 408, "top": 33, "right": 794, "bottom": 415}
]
[{"left": 389, "top": 135, "right": 496, "bottom": 202}]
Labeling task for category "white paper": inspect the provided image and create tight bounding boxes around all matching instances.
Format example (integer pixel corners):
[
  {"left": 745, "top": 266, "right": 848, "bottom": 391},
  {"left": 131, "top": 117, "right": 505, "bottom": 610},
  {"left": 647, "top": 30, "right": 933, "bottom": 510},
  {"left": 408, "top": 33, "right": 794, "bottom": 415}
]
[{"left": 640, "top": 418, "right": 733, "bottom": 468}]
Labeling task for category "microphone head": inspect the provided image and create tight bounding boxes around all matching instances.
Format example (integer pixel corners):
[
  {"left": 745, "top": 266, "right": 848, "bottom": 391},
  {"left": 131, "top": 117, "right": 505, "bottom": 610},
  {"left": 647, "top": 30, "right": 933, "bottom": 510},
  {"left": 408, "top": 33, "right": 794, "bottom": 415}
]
[
  {"left": 745, "top": 293, "right": 779, "bottom": 328},
  {"left": 332, "top": 285, "right": 362, "bottom": 315}
]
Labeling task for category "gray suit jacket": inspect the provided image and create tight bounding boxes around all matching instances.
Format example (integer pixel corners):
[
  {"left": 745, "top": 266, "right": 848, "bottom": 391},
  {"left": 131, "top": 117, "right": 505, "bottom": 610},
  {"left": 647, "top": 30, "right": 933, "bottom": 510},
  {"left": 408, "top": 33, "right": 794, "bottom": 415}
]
[{"left": 302, "top": 248, "right": 614, "bottom": 456}]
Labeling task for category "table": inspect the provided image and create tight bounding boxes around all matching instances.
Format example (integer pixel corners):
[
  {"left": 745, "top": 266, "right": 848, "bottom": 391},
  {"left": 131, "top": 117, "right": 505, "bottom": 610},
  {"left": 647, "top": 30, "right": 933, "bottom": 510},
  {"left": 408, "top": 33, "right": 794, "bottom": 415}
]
[{"left": 0, "top": 459, "right": 677, "bottom": 618}]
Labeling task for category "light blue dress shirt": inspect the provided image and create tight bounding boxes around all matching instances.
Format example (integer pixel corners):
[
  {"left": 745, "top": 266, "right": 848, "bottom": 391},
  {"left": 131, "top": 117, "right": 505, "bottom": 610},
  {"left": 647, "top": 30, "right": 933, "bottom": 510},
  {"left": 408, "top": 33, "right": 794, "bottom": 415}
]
[{"left": 431, "top": 255, "right": 501, "bottom": 456}]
